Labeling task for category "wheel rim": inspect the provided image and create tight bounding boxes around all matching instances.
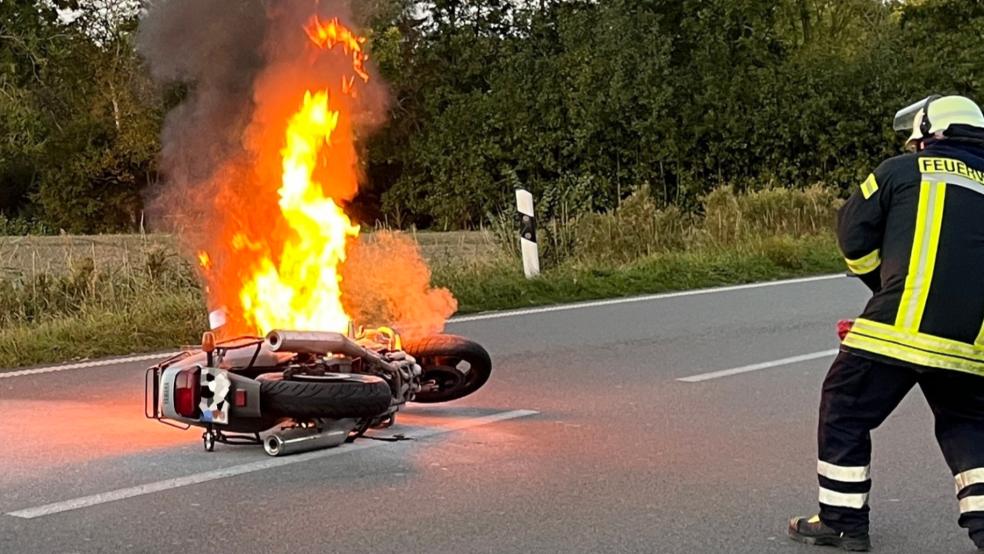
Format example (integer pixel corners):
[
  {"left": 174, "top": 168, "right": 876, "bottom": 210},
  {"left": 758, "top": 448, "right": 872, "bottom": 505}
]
[{"left": 419, "top": 356, "right": 480, "bottom": 399}]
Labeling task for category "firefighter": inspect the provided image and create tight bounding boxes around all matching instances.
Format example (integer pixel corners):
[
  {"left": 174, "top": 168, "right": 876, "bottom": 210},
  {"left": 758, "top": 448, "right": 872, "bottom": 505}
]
[{"left": 788, "top": 95, "right": 984, "bottom": 552}]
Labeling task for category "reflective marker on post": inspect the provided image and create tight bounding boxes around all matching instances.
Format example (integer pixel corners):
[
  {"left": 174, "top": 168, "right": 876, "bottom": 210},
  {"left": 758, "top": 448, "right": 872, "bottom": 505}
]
[{"left": 515, "top": 188, "right": 540, "bottom": 278}]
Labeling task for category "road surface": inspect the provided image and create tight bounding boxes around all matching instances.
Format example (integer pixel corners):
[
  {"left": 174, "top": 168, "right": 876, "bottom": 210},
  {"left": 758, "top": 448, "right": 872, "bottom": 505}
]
[{"left": 1, "top": 275, "right": 976, "bottom": 553}]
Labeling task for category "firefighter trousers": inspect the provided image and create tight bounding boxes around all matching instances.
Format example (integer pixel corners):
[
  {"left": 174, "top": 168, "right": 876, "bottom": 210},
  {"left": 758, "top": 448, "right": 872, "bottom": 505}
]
[{"left": 817, "top": 351, "right": 984, "bottom": 544}]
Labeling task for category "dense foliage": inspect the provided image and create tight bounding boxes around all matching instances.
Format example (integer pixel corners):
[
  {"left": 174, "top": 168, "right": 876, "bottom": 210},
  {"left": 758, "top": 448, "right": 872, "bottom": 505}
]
[{"left": 1, "top": 0, "right": 982, "bottom": 232}]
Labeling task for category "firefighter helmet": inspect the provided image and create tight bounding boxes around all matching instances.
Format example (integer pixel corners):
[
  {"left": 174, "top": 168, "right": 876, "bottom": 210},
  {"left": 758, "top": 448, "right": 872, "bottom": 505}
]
[{"left": 893, "top": 95, "right": 984, "bottom": 151}]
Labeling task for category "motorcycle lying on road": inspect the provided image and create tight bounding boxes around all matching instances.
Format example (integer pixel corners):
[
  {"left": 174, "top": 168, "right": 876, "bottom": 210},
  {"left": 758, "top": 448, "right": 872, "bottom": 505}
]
[{"left": 145, "top": 328, "right": 492, "bottom": 456}]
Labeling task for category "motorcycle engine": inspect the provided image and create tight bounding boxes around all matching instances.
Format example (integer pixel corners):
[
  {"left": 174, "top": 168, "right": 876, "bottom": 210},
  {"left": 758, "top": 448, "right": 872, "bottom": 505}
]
[{"left": 381, "top": 350, "right": 422, "bottom": 405}]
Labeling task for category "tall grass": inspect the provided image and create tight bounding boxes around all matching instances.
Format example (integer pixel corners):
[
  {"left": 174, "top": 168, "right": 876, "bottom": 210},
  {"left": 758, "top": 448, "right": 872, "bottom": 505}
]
[
  {"left": 0, "top": 185, "right": 846, "bottom": 368},
  {"left": 702, "top": 185, "right": 841, "bottom": 242},
  {"left": 491, "top": 184, "right": 842, "bottom": 266},
  {"left": 0, "top": 246, "right": 202, "bottom": 328}
]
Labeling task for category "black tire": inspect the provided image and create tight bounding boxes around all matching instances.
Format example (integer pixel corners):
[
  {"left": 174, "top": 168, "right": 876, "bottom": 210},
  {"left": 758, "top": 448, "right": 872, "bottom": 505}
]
[
  {"left": 257, "top": 373, "right": 392, "bottom": 419},
  {"left": 403, "top": 334, "right": 492, "bottom": 403}
]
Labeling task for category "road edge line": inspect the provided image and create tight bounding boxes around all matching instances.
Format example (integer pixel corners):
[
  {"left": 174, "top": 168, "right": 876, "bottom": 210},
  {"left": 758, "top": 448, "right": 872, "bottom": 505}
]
[
  {"left": 2, "top": 273, "right": 847, "bottom": 378},
  {"left": 4, "top": 409, "right": 539, "bottom": 520},
  {"left": 0, "top": 352, "right": 180, "bottom": 380},
  {"left": 450, "top": 274, "right": 845, "bottom": 323}
]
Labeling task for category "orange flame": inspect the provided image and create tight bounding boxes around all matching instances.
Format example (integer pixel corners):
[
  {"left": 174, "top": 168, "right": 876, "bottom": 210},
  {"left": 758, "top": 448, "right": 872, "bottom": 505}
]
[
  {"left": 305, "top": 16, "right": 370, "bottom": 83},
  {"left": 238, "top": 89, "right": 359, "bottom": 333},
  {"left": 218, "top": 16, "right": 369, "bottom": 335},
  {"left": 193, "top": 13, "right": 455, "bottom": 340}
]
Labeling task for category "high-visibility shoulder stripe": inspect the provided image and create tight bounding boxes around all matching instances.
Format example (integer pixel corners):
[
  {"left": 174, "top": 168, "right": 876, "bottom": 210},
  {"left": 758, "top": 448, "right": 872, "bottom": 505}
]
[
  {"left": 956, "top": 468, "right": 984, "bottom": 493},
  {"left": 845, "top": 249, "right": 881, "bottom": 276},
  {"left": 860, "top": 174, "right": 879, "bottom": 199},
  {"left": 818, "top": 460, "right": 871, "bottom": 483},
  {"left": 922, "top": 173, "right": 984, "bottom": 196},
  {"left": 896, "top": 181, "right": 946, "bottom": 331},
  {"left": 919, "top": 158, "right": 984, "bottom": 187},
  {"left": 819, "top": 487, "right": 868, "bottom": 509}
]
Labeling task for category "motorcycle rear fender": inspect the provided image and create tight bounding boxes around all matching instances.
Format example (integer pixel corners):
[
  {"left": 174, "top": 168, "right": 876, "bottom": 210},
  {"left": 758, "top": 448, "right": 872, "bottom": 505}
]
[{"left": 159, "top": 366, "right": 263, "bottom": 422}]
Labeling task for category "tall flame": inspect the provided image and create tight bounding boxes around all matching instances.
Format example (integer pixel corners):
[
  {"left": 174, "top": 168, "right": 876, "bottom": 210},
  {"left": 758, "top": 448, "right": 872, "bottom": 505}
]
[
  {"left": 202, "top": 16, "right": 369, "bottom": 335},
  {"left": 238, "top": 89, "right": 359, "bottom": 333}
]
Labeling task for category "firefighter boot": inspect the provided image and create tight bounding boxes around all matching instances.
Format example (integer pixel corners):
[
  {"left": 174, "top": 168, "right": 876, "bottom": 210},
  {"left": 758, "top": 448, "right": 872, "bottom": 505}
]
[{"left": 788, "top": 515, "right": 871, "bottom": 552}]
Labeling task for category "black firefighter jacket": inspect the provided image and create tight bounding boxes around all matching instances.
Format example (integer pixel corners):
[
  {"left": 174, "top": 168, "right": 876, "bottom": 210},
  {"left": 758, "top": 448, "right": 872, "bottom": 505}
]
[{"left": 839, "top": 130, "right": 984, "bottom": 377}]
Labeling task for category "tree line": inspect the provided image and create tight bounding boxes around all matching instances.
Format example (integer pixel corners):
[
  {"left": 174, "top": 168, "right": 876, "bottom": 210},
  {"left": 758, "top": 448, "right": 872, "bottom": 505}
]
[{"left": 1, "top": 0, "right": 982, "bottom": 233}]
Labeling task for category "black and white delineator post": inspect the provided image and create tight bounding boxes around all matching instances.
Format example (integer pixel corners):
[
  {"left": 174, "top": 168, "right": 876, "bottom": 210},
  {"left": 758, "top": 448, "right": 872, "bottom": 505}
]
[{"left": 515, "top": 188, "right": 540, "bottom": 278}]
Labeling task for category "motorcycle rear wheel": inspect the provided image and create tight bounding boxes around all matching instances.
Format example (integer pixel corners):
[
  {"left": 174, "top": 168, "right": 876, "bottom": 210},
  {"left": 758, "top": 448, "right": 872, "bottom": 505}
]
[{"left": 257, "top": 373, "right": 392, "bottom": 419}]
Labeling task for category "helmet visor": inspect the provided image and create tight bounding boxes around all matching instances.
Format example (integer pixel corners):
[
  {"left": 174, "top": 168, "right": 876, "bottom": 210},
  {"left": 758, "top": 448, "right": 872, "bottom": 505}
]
[{"left": 893, "top": 97, "right": 934, "bottom": 132}]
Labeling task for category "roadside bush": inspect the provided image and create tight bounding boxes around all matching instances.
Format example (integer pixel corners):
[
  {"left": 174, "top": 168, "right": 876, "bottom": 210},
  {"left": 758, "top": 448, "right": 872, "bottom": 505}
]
[{"left": 0, "top": 215, "right": 50, "bottom": 236}]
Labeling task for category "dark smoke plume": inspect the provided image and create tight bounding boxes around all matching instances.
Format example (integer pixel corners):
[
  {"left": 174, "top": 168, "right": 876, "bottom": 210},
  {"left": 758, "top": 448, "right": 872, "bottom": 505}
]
[
  {"left": 137, "top": 0, "right": 268, "bottom": 232},
  {"left": 137, "top": 0, "right": 457, "bottom": 338}
]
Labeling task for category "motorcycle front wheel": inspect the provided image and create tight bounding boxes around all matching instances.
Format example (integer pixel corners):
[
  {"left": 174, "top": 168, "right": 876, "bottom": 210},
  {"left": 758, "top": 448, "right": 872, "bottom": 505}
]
[{"left": 403, "top": 334, "right": 492, "bottom": 403}]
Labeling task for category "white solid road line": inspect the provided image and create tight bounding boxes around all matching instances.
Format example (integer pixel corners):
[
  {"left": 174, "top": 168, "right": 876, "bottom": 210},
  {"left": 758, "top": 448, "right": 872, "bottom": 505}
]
[
  {"left": 678, "top": 349, "right": 840, "bottom": 383},
  {"left": 450, "top": 274, "right": 845, "bottom": 323},
  {"left": 0, "top": 352, "right": 179, "bottom": 380},
  {"left": 0, "top": 274, "right": 847, "bottom": 379},
  {"left": 5, "top": 409, "right": 539, "bottom": 520}
]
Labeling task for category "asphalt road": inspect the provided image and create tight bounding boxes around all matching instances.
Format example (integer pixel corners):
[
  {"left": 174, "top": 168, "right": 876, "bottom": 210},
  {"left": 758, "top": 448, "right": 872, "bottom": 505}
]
[{"left": 1, "top": 275, "right": 977, "bottom": 553}]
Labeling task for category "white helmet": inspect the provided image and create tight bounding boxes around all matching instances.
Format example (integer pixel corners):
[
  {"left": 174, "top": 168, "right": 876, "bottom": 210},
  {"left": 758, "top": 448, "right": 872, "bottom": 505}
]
[{"left": 893, "top": 95, "right": 984, "bottom": 151}]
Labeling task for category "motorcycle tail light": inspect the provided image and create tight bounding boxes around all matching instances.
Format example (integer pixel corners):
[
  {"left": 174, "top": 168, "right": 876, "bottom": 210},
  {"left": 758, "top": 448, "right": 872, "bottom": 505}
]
[
  {"left": 174, "top": 368, "right": 201, "bottom": 418},
  {"left": 234, "top": 389, "right": 247, "bottom": 408}
]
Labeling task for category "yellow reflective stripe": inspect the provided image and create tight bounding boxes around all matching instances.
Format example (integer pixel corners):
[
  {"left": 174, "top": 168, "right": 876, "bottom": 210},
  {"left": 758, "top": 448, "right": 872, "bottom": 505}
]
[
  {"left": 819, "top": 487, "right": 868, "bottom": 509},
  {"left": 842, "top": 332, "right": 984, "bottom": 377},
  {"left": 845, "top": 249, "right": 881, "bottom": 275},
  {"left": 960, "top": 496, "right": 984, "bottom": 514},
  {"left": 977, "top": 320, "right": 984, "bottom": 348},
  {"left": 818, "top": 460, "right": 871, "bottom": 483},
  {"left": 896, "top": 182, "right": 932, "bottom": 328},
  {"left": 860, "top": 174, "right": 879, "bottom": 199},
  {"left": 851, "top": 318, "right": 983, "bottom": 360},
  {"left": 896, "top": 181, "right": 946, "bottom": 331},
  {"left": 955, "top": 468, "right": 984, "bottom": 493}
]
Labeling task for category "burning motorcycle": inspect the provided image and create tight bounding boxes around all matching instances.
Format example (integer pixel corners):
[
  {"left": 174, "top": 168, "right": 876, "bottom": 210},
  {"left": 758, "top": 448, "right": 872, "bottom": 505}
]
[{"left": 145, "top": 328, "right": 491, "bottom": 456}]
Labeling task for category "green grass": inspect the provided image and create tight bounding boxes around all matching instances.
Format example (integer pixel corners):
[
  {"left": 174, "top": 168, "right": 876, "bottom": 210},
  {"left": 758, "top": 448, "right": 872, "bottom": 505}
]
[
  {"left": 0, "top": 186, "right": 847, "bottom": 369},
  {"left": 0, "top": 292, "right": 206, "bottom": 368},
  {"left": 437, "top": 234, "right": 842, "bottom": 313},
  {"left": 0, "top": 234, "right": 842, "bottom": 369}
]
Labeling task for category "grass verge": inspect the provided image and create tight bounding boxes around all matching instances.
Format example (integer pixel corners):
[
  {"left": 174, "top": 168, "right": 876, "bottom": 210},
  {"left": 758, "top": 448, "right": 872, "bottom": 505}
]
[
  {"left": 0, "top": 233, "right": 843, "bottom": 369},
  {"left": 438, "top": 234, "right": 843, "bottom": 313}
]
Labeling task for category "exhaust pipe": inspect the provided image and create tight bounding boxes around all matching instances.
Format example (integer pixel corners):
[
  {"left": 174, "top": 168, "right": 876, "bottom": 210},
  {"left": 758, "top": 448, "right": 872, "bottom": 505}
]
[
  {"left": 266, "top": 330, "right": 398, "bottom": 374},
  {"left": 263, "top": 425, "right": 350, "bottom": 457},
  {"left": 266, "top": 330, "right": 367, "bottom": 357}
]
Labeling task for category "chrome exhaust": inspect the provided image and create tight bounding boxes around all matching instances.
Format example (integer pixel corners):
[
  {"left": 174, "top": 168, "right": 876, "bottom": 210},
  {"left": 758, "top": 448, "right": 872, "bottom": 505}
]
[
  {"left": 266, "top": 330, "right": 366, "bottom": 357},
  {"left": 263, "top": 420, "right": 354, "bottom": 456},
  {"left": 265, "top": 329, "right": 398, "bottom": 373}
]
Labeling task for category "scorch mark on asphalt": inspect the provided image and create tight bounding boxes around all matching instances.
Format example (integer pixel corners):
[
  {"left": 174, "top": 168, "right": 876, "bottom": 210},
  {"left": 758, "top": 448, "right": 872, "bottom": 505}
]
[
  {"left": 4, "top": 409, "right": 538, "bottom": 520},
  {"left": 677, "top": 349, "right": 839, "bottom": 382},
  {"left": 0, "top": 274, "right": 845, "bottom": 379}
]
